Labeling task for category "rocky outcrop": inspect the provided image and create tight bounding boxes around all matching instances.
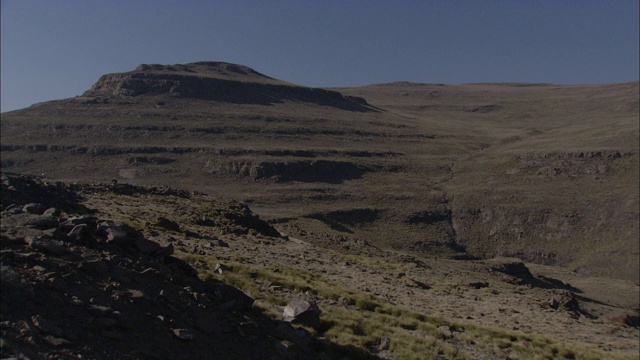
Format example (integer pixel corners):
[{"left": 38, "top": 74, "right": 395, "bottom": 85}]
[
  {"left": 406, "top": 209, "right": 452, "bottom": 225},
  {"left": 489, "top": 261, "right": 536, "bottom": 285},
  {"left": 1, "top": 172, "right": 88, "bottom": 213},
  {"left": 83, "top": 62, "right": 374, "bottom": 111},
  {"left": 211, "top": 160, "right": 369, "bottom": 183},
  {"left": 505, "top": 150, "right": 633, "bottom": 177},
  {"left": 0, "top": 173, "right": 325, "bottom": 359}
]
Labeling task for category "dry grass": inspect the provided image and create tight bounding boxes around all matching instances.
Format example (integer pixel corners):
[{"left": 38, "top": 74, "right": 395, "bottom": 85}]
[
  {"left": 2, "top": 80, "right": 637, "bottom": 281},
  {"left": 180, "top": 251, "right": 637, "bottom": 360}
]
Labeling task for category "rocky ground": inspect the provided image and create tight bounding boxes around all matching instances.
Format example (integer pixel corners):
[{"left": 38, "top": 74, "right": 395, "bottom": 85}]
[
  {"left": 0, "top": 173, "right": 354, "bottom": 359},
  {"left": 2, "top": 173, "right": 638, "bottom": 359}
]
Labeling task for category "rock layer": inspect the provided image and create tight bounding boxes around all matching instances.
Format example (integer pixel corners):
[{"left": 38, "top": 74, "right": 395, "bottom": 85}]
[{"left": 83, "top": 62, "right": 373, "bottom": 111}]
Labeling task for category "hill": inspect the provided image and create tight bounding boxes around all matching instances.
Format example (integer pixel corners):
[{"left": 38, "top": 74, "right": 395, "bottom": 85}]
[
  {"left": 2, "top": 63, "right": 637, "bottom": 282},
  {"left": 1, "top": 62, "right": 639, "bottom": 358}
]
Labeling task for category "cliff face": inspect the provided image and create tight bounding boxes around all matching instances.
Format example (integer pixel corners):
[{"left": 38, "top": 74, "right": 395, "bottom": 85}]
[{"left": 83, "top": 62, "right": 373, "bottom": 111}]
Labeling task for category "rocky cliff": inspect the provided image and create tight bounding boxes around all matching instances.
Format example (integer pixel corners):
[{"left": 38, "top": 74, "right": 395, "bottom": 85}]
[{"left": 83, "top": 62, "right": 373, "bottom": 111}]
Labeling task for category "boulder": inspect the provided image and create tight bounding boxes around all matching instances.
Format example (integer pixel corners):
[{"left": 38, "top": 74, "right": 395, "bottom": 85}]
[
  {"left": 97, "top": 222, "right": 131, "bottom": 244},
  {"left": 26, "top": 237, "right": 69, "bottom": 255},
  {"left": 172, "top": 328, "right": 196, "bottom": 340},
  {"left": 155, "top": 217, "right": 181, "bottom": 232},
  {"left": 464, "top": 279, "right": 489, "bottom": 289},
  {"left": 283, "top": 298, "right": 321, "bottom": 328},
  {"left": 67, "top": 224, "right": 88, "bottom": 242},
  {"left": 133, "top": 237, "right": 161, "bottom": 254},
  {"left": 42, "top": 207, "right": 61, "bottom": 216},
  {"left": 4, "top": 214, "right": 58, "bottom": 230},
  {"left": 437, "top": 326, "right": 453, "bottom": 339},
  {"left": 490, "top": 261, "right": 535, "bottom": 285},
  {"left": 607, "top": 313, "right": 640, "bottom": 327},
  {"left": 22, "top": 203, "right": 47, "bottom": 215},
  {"left": 404, "top": 277, "right": 430, "bottom": 289},
  {"left": 216, "top": 283, "right": 255, "bottom": 311}
]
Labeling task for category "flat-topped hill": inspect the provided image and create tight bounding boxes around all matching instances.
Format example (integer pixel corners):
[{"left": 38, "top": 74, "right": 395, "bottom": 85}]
[{"left": 82, "top": 62, "right": 372, "bottom": 110}]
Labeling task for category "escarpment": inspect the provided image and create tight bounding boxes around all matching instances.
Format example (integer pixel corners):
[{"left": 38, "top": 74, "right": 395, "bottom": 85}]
[{"left": 83, "top": 62, "right": 373, "bottom": 111}]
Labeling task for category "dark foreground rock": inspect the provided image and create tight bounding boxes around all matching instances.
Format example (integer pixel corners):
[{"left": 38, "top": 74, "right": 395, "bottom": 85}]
[{"left": 0, "top": 173, "right": 332, "bottom": 359}]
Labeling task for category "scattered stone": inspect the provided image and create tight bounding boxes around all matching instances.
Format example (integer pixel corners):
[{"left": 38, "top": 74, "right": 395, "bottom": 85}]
[
  {"left": 379, "top": 337, "right": 390, "bottom": 350},
  {"left": 3, "top": 203, "right": 18, "bottom": 214},
  {"left": 548, "top": 292, "right": 580, "bottom": 313},
  {"left": 3, "top": 173, "right": 326, "bottom": 358},
  {"left": 437, "top": 326, "right": 453, "bottom": 339},
  {"left": 217, "top": 284, "right": 254, "bottom": 311},
  {"left": 164, "top": 256, "right": 199, "bottom": 277},
  {"left": 215, "top": 239, "right": 229, "bottom": 247},
  {"left": 25, "top": 237, "right": 69, "bottom": 255},
  {"left": 43, "top": 335, "right": 72, "bottom": 347},
  {"left": 127, "top": 289, "right": 145, "bottom": 298},
  {"left": 48, "top": 277, "right": 70, "bottom": 291},
  {"left": 464, "top": 279, "right": 489, "bottom": 289},
  {"left": 60, "top": 216, "right": 95, "bottom": 230},
  {"left": 237, "top": 321, "right": 257, "bottom": 337},
  {"left": 172, "top": 328, "right": 196, "bottom": 340},
  {"left": 42, "top": 207, "right": 61, "bottom": 216},
  {"left": 88, "top": 304, "right": 112, "bottom": 315},
  {"left": 404, "top": 277, "right": 430, "bottom": 289},
  {"left": 214, "top": 263, "right": 228, "bottom": 274},
  {"left": 10, "top": 214, "right": 59, "bottom": 230},
  {"left": 97, "top": 222, "right": 130, "bottom": 244},
  {"left": 490, "top": 261, "right": 535, "bottom": 285},
  {"left": 156, "top": 217, "right": 181, "bottom": 232},
  {"left": 22, "top": 203, "right": 47, "bottom": 215},
  {"left": 273, "top": 321, "right": 296, "bottom": 341},
  {"left": 559, "top": 292, "right": 579, "bottom": 312},
  {"left": 283, "top": 298, "right": 321, "bottom": 328},
  {"left": 160, "top": 243, "right": 174, "bottom": 256},
  {"left": 275, "top": 340, "right": 295, "bottom": 357},
  {"left": 67, "top": 224, "right": 88, "bottom": 242},
  {"left": 0, "top": 233, "right": 24, "bottom": 245},
  {"left": 133, "top": 237, "right": 161, "bottom": 254},
  {"left": 607, "top": 313, "right": 640, "bottom": 327},
  {"left": 79, "top": 259, "right": 109, "bottom": 274},
  {"left": 30, "top": 315, "right": 63, "bottom": 337}
]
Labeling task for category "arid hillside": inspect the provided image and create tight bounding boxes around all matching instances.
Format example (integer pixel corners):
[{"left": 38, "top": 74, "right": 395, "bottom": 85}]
[
  {"left": 1, "top": 63, "right": 639, "bottom": 359},
  {"left": 1, "top": 63, "right": 638, "bottom": 284},
  {"left": 2, "top": 172, "right": 638, "bottom": 359}
]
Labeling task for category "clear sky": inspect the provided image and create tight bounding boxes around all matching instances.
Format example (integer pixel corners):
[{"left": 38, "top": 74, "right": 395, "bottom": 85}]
[{"left": 1, "top": 0, "right": 639, "bottom": 112}]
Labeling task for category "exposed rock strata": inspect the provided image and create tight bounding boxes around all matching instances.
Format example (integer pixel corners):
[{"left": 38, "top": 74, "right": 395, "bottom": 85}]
[{"left": 83, "top": 62, "right": 373, "bottom": 111}]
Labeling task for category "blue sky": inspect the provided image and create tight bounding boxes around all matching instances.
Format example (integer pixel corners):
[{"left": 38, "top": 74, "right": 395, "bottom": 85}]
[{"left": 1, "top": 0, "right": 638, "bottom": 112}]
